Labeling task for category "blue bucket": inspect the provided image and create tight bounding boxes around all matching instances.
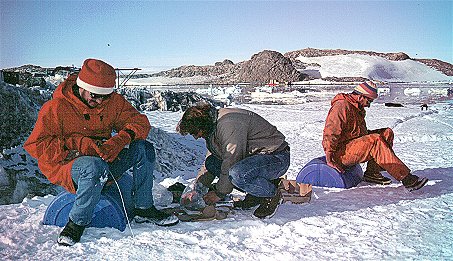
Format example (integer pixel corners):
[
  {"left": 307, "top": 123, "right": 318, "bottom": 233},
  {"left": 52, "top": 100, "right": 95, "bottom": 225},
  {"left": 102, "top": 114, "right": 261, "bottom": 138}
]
[
  {"left": 296, "top": 156, "right": 363, "bottom": 188},
  {"left": 43, "top": 173, "right": 134, "bottom": 231}
]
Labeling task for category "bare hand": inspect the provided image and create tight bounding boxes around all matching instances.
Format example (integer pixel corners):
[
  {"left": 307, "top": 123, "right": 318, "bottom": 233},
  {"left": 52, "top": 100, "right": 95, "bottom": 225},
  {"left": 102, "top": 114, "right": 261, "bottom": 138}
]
[{"left": 180, "top": 190, "right": 197, "bottom": 205}]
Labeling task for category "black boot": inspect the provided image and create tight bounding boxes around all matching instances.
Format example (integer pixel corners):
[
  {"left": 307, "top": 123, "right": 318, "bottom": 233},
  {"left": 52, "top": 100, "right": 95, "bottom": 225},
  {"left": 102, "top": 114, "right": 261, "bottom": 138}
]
[
  {"left": 253, "top": 190, "right": 283, "bottom": 219},
  {"left": 402, "top": 174, "right": 428, "bottom": 192},
  {"left": 134, "top": 206, "right": 179, "bottom": 226},
  {"left": 363, "top": 160, "right": 392, "bottom": 185},
  {"left": 57, "top": 219, "right": 85, "bottom": 246},
  {"left": 233, "top": 194, "right": 263, "bottom": 210},
  {"left": 363, "top": 171, "right": 392, "bottom": 185}
]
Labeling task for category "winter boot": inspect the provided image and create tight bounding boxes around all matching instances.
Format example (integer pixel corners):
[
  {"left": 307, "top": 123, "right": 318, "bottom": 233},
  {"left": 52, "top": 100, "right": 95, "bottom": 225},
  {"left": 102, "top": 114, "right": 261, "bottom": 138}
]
[
  {"left": 134, "top": 206, "right": 179, "bottom": 226},
  {"left": 233, "top": 194, "right": 263, "bottom": 210},
  {"left": 363, "top": 171, "right": 392, "bottom": 185},
  {"left": 57, "top": 219, "right": 85, "bottom": 246},
  {"left": 253, "top": 190, "right": 283, "bottom": 219},
  {"left": 402, "top": 174, "right": 428, "bottom": 192},
  {"left": 363, "top": 160, "right": 391, "bottom": 185}
]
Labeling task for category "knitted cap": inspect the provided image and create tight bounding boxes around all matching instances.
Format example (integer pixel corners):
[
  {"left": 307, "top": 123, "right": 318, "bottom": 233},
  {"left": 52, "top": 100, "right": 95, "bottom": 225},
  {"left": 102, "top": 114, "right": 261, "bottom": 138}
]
[
  {"left": 76, "top": 58, "right": 116, "bottom": 94},
  {"left": 353, "top": 81, "right": 378, "bottom": 100}
]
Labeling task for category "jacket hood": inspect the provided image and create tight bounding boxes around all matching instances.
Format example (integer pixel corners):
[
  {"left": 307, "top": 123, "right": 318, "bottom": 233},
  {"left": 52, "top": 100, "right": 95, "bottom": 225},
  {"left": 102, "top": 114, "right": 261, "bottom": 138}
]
[
  {"left": 53, "top": 74, "right": 106, "bottom": 114},
  {"left": 331, "top": 93, "right": 362, "bottom": 110}
]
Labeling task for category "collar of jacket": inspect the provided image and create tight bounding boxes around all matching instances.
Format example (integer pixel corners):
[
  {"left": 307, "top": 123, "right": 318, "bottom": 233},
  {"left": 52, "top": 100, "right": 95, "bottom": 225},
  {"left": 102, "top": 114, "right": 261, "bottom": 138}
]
[{"left": 53, "top": 74, "right": 107, "bottom": 115}]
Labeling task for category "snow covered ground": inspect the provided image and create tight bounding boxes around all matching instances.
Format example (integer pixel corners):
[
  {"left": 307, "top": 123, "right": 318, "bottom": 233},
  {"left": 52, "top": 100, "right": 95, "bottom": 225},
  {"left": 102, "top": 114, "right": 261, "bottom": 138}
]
[
  {"left": 297, "top": 54, "right": 453, "bottom": 83},
  {"left": 1, "top": 86, "right": 453, "bottom": 260}
]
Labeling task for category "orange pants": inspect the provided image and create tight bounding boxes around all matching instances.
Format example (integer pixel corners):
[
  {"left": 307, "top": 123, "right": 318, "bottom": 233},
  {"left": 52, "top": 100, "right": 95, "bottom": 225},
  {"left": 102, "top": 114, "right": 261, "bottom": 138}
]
[{"left": 336, "top": 128, "right": 410, "bottom": 181}]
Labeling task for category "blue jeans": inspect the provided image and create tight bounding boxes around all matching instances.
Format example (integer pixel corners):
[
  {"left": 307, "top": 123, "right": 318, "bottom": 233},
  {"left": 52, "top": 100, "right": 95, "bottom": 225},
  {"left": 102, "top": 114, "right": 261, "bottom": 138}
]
[
  {"left": 206, "top": 149, "right": 290, "bottom": 198},
  {"left": 69, "top": 140, "right": 155, "bottom": 226}
]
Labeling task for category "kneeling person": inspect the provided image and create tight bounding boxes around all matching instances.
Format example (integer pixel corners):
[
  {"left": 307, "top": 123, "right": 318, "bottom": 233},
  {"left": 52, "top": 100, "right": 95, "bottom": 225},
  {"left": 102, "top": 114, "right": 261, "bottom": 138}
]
[{"left": 177, "top": 103, "right": 290, "bottom": 219}]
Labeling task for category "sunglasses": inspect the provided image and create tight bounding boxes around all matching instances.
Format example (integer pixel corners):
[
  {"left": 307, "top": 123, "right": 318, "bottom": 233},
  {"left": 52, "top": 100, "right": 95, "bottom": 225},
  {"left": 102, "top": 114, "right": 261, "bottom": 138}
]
[
  {"left": 361, "top": 95, "right": 374, "bottom": 102},
  {"left": 89, "top": 92, "right": 112, "bottom": 100}
]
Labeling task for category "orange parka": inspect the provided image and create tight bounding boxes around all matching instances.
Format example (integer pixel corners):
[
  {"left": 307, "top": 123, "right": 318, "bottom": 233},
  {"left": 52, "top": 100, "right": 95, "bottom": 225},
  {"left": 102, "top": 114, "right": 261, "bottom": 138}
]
[
  {"left": 322, "top": 93, "right": 368, "bottom": 154},
  {"left": 23, "top": 75, "right": 151, "bottom": 193}
]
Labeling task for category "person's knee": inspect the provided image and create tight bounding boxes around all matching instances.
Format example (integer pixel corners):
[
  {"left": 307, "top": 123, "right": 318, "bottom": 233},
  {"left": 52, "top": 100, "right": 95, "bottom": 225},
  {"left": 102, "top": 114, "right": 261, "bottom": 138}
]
[
  {"left": 228, "top": 165, "right": 239, "bottom": 181},
  {"left": 381, "top": 128, "right": 394, "bottom": 142},
  {"left": 205, "top": 155, "right": 222, "bottom": 176},
  {"left": 130, "top": 140, "right": 155, "bottom": 161},
  {"left": 367, "top": 133, "right": 381, "bottom": 143},
  {"left": 228, "top": 164, "right": 247, "bottom": 187},
  {"left": 77, "top": 157, "right": 109, "bottom": 179}
]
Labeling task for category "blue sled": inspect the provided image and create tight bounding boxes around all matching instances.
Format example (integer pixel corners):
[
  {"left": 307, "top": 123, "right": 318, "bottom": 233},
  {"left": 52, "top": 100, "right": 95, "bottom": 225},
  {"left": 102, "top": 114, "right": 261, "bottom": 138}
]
[
  {"left": 43, "top": 174, "right": 134, "bottom": 232},
  {"left": 296, "top": 156, "right": 363, "bottom": 189}
]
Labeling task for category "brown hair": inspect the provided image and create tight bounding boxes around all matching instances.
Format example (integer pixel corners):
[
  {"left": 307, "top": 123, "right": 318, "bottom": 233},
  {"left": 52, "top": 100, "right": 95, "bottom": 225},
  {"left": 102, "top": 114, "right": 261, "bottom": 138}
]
[{"left": 176, "top": 103, "right": 215, "bottom": 136}]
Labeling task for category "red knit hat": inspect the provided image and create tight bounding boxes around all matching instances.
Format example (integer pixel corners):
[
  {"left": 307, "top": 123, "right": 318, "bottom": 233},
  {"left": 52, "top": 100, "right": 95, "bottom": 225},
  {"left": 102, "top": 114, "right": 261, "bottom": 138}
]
[
  {"left": 353, "top": 81, "right": 378, "bottom": 100},
  {"left": 76, "top": 58, "right": 116, "bottom": 94}
]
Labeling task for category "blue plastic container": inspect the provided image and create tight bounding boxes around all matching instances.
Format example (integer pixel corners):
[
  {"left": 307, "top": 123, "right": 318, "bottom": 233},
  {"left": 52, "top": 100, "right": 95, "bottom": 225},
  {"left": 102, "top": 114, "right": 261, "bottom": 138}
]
[
  {"left": 43, "top": 173, "right": 134, "bottom": 231},
  {"left": 296, "top": 156, "right": 363, "bottom": 188}
]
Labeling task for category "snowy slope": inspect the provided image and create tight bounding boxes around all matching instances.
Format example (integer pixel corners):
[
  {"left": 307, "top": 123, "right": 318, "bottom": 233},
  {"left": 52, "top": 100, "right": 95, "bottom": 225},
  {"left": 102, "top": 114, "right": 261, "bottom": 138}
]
[
  {"left": 297, "top": 54, "right": 453, "bottom": 83},
  {"left": 1, "top": 91, "right": 452, "bottom": 260}
]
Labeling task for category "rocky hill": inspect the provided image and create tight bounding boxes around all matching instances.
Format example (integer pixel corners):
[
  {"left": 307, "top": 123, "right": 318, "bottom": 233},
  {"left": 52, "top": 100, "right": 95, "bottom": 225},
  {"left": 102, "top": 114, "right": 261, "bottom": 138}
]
[
  {"left": 284, "top": 48, "right": 411, "bottom": 61},
  {"left": 148, "top": 50, "right": 306, "bottom": 84},
  {"left": 4, "top": 48, "right": 452, "bottom": 84},
  {"left": 413, "top": 58, "right": 453, "bottom": 76},
  {"left": 286, "top": 48, "right": 453, "bottom": 77},
  {"left": 143, "top": 48, "right": 452, "bottom": 84}
]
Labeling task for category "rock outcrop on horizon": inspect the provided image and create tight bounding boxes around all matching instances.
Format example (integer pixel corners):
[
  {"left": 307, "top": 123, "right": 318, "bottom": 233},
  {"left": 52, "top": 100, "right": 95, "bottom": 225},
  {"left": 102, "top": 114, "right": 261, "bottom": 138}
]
[
  {"left": 148, "top": 51, "right": 306, "bottom": 84},
  {"left": 284, "top": 48, "right": 411, "bottom": 61},
  {"left": 233, "top": 50, "right": 306, "bottom": 84},
  {"left": 141, "top": 48, "right": 452, "bottom": 83},
  {"left": 3, "top": 48, "right": 452, "bottom": 84},
  {"left": 285, "top": 48, "right": 453, "bottom": 77},
  {"left": 413, "top": 58, "right": 453, "bottom": 76}
]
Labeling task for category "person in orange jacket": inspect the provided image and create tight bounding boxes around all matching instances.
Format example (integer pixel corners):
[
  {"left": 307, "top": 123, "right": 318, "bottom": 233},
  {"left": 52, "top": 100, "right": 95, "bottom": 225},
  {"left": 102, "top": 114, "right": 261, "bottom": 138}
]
[
  {"left": 322, "top": 81, "right": 428, "bottom": 191},
  {"left": 24, "top": 58, "right": 178, "bottom": 246}
]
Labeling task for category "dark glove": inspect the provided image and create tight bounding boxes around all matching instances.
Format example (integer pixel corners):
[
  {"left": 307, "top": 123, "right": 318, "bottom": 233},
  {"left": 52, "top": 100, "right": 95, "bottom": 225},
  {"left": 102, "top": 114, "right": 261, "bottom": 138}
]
[
  {"left": 98, "top": 130, "right": 131, "bottom": 162},
  {"left": 203, "top": 191, "right": 222, "bottom": 205},
  {"left": 65, "top": 135, "right": 99, "bottom": 156}
]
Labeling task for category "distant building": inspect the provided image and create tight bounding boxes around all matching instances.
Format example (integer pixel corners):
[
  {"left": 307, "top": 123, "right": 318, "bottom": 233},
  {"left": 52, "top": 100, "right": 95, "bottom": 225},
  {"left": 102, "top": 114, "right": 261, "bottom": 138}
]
[{"left": 0, "top": 70, "right": 4, "bottom": 83}]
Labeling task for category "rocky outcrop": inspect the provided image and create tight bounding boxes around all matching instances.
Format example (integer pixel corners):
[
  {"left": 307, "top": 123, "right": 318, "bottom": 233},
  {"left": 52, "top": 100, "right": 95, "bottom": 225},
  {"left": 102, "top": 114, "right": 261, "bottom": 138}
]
[
  {"left": 233, "top": 50, "right": 306, "bottom": 84},
  {"left": 284, "top": 48, "right": 411, "bottom": 61},
  {"left": 284, "top": 47, "right": 453, "bottom": 80},
  {"left": 149, "top": 50, "right": 306, "bottom": 84},
  {"left": 0, "top": 83, "right": 44, "bottom": 150},
  {"left": 415, "top": 59, "right": 453, "bottom": 76},
  {"left": 150, "top": 63, "right": 234, "bottom": 78},
  {"left": 117, "top": 88, "right": 224, "bottom": 112}
]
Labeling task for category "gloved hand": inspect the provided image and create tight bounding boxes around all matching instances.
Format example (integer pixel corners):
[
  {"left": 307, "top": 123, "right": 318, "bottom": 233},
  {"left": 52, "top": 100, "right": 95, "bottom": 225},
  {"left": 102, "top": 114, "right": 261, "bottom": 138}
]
[
  {"left": 65, "top": 135, "right": 100, "bottom": 156},
  {"left": 203, "top": 191, "right": 221, "bottom": 205},
  {"left": 98, "top": 130, "right": 131, "bottom": 162},
  {"left": 326, "top": 151, "right": 345, "bottom": 173}
]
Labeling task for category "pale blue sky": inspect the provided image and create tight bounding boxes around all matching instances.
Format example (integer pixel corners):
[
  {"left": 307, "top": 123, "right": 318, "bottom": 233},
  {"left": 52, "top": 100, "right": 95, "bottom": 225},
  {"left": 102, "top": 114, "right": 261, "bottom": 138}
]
[{"left": 1, "top": 0, "right": 451, "bottom": 69}]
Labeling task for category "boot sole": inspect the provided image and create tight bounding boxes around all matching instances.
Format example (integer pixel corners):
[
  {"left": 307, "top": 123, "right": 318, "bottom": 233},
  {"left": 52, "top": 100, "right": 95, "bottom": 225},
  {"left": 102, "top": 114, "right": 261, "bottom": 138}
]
[
  {"left": 406, "top": 177, "right": 428, "bottom": 192},
  {"left": 134, "top": 215, "right": 180, "bottom": 226},
  {"left": 57, "top": 235, "right": 77, "bottom": 246},
  {"left": 363, "top": 176, "right": 392, "bottom": 185}
]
